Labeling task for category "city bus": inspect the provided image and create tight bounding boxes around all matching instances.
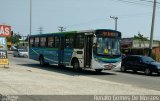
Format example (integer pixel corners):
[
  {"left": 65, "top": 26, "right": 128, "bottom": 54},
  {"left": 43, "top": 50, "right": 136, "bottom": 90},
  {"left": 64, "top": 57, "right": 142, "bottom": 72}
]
[{"left": 29, "top": 29, "right": 121, "bottom": 72}]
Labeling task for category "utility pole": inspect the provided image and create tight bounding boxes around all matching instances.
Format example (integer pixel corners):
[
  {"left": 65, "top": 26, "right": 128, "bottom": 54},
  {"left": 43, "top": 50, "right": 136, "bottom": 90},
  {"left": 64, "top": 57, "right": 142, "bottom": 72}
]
[
  {"left": 148, "top": 0, "right": 157, "bottom": 57},
  {"left": 38, "top": 27, "right": 43, "bottom": 34},
  {"left": 110, "top": 16, "right": 118, "bottom": 30},
  {"left": 58, "top": 26, "right": 66, "bottom": 32},
  {"left": 28, "top": 0, "right": 32, "bottom": 59},
  {"left": 30, "top": 0, "right": 32, "bottom": 36}
]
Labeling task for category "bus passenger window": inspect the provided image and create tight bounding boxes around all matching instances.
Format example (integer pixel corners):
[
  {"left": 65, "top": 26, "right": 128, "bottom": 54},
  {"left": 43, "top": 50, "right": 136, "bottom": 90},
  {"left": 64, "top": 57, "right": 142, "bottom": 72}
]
[
  {"left": 48, "top": 37, "right": 54, "bottom": 48},
  {"left": 29, "top": 38, "right": 34, "bottom": 47},
  {"left": 34, "top": 37, "right": 39, "bottom": 47},
  {"left": 65, "top": 36, "right": 74, "bottom": 48},
  {"left": 65, "top": 37, "right": 69, "bottom": 48},
  {"left": 75, "top": 35, "right": 84, "bottom": 49},
  {"left": 55, "top": 37, "right": 59, "bottom": 48},
  {"left": 40, "top": 37, "right": 46, "bottom": 47},
  {"left": 69, "top": 37, "right": 74, "bottom": 48}
]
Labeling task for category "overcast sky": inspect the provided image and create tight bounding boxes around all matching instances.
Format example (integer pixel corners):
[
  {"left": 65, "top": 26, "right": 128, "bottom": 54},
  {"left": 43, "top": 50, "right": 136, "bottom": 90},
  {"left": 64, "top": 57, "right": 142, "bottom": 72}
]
[{"left": 0, "top": 0, "right": 160, "bottom": 40}]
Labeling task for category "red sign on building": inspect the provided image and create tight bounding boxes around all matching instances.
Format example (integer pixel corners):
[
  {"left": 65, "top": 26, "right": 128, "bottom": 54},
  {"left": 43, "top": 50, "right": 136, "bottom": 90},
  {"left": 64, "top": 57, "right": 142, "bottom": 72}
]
[{"left": 0, "top": 25, "right": 11, "bottom": 36}]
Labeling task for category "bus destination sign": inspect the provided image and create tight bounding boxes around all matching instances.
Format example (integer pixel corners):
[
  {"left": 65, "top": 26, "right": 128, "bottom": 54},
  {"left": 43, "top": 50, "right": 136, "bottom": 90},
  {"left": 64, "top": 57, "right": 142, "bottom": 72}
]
[{"left": 101, "top": 31, "right": 118, "bottom": 37}]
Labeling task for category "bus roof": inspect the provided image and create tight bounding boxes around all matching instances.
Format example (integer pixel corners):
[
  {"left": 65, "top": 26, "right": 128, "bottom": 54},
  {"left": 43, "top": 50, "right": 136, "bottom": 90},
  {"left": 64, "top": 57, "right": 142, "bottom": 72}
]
[
  {"left": 29, "top": 31, "right": 77, "bottom": 37},
  {"left": 77, "top": 29, "right": 121, "bottom": 33},
  {"left": 29, "top": 29, "right": 121, "bottom": 37}
]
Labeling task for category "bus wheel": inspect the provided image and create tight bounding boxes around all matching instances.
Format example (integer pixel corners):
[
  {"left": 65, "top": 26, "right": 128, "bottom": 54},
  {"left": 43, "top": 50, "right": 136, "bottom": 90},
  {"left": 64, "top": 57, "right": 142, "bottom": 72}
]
[
  {"left": 95, "top": 69, "right": 103, "bottom": 73},
  {"left": 73, "top": 59, "right": 80, "bottom": 71},
  {"left": 39, "top": 56, "right": 45, "bottom": 66}
]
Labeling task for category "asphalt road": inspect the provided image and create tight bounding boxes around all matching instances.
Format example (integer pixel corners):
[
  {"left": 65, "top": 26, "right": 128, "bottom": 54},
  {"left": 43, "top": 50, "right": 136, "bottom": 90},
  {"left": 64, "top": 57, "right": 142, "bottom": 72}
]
[{"left": 8, "top": 53, "right": 160, "bottom": 92}]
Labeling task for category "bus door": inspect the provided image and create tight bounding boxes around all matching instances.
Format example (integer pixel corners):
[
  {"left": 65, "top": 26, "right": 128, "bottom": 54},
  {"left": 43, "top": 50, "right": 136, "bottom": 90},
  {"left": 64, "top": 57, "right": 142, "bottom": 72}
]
[
  {"left": 58, "top": 37, "right": 65, "bottom": 66},
  {"left": 84, "top": 35, "right": 93, "bottom": 68}
]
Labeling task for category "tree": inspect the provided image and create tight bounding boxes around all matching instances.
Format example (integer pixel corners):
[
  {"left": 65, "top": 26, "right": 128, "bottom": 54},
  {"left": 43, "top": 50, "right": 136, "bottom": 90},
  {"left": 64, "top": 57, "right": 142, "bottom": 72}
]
[
  {"left": 25, "top": 34, "right": 29, "bottom": 41},
  {"left": 134, "top": 32, "right": 148, "bottom": 41},
  {"left": 12, "top": 33, "right": 22, "bottom": 44}
]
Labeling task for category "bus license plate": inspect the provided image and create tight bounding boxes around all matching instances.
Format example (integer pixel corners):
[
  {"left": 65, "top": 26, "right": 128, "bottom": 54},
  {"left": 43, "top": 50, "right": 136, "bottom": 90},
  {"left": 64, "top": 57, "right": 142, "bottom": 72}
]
[{"left": 105, "top": 64, "right": 113, "bottom": 69}]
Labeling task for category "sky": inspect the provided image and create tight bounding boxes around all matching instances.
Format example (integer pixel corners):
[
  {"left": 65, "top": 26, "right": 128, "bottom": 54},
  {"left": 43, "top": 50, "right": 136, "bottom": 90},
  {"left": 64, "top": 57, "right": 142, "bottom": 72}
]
[{"left": 0, "top": 0, "right": 160, "bottom": 40}]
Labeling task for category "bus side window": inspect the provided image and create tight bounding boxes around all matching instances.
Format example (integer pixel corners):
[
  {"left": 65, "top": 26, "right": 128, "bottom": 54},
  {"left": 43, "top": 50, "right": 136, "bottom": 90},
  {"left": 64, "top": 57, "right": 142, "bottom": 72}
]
[
  {"left": 29, "top": 38, "right": 34, "bottom": 47},
  {"left": 55, "top": 36, "right": 59, "bottom": 48},
  {"left": 40, "top": 37, "right": 46, "bottom": 47},
  {"left": 48, "top": 36, "right": 54, "bottom": 48},
  {"left": 52, "top": 37, "right": 55, "bottom": 47},
  {"left": 65, "top": 36, "right": 74, "bottom": 48},
  {"left": 65, "top": 36, "right": 69, "bottom": 48},
  {"left": 75, "top": 34, "right": 84, "bottom": 49},
  {"left": 35, "top": 37, "right": 39, "bottom": 47},
  {"left": 70, "top": 36, "right": 74, "bottom": 48}
]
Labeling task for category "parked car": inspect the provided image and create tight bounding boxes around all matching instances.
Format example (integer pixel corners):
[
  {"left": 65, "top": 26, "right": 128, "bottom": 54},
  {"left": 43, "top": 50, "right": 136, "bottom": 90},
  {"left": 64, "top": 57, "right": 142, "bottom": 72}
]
[
  {"left": 13, "top": 49, "right": 28, "bottom": 58},
  {"left": 121, "top": 55, "right": 160, "bottom": 75},
  {"left": 10, "top": 45, "right": 17, "bottom": 51}
]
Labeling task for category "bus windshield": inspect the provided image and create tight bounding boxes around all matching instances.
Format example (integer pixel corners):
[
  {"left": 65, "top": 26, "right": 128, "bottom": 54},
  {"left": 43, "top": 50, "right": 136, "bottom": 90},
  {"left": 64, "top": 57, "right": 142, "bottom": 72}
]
[{"left": 95, "top": 37, "right": 121, "bottom": 56}]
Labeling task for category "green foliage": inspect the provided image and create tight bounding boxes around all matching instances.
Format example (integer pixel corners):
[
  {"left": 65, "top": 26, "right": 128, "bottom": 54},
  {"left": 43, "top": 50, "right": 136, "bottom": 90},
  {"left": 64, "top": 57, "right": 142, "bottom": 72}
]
[
  {"left": 134, "top": 32, "right": 148, "bottom": 41},
  {"left": 12, "top": 33, "right": 22, "bottom": 44}
]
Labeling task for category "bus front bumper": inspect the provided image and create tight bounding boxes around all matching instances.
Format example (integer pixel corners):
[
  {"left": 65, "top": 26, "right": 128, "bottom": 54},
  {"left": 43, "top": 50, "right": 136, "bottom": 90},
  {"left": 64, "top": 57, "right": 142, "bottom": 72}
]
[{"left": 92, "top": 61, "right": 121, "bottom": 70}]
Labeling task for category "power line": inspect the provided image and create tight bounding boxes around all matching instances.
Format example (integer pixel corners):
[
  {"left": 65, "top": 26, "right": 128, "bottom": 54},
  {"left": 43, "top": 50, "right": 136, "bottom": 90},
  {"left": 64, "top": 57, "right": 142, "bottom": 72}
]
[
  {"left": 140, "top": 0, "right": 160, "bottom": 4},
  {"left": 64, "top": 0, "right": 160, "bottom": 28},
  {"left": 68, "top": 13, "right": 151, "bottom": 27},
  {"left": 65, "top": 11, "right": 153, "bottom": 28},
  {"left": 112, "top": 0, "right": 160, "bottom": 8},
  {"left": 118, "top": 12, "right": 152, "bottom": 18},
  {"left": 140, "top": 0, "right": 154, "bottom": 3},
  {"left": 113, "top": 0, "right": 153, "bottom": 6}
]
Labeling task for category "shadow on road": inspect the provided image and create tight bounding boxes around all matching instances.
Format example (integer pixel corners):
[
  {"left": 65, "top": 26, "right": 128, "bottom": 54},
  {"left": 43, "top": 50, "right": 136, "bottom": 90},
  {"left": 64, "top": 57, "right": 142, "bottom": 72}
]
[
  {"left": 17, "top": 63, "right": 116, "bottom": 76},
  {"left": 113, "top": 70, "right": 160, "bottom": 77}
]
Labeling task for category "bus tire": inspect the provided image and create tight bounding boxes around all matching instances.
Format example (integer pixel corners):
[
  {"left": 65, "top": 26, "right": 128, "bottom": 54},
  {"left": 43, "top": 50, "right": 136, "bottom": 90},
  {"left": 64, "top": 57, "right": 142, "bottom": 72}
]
[
  {"left": 95, "top": 69, "right": 103, "bottom": 73},
  {"left": 39, "top": 56, "right": 45, "bottom": 66},
  {"left": 73, "top": 59, "right": 81, "bottom": 71}
]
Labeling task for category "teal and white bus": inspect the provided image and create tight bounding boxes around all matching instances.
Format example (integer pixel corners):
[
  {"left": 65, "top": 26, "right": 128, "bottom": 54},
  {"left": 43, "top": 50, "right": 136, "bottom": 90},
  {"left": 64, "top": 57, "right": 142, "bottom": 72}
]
[{"left": 29, "top": 29, "right": 121, "bottom": 72}]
